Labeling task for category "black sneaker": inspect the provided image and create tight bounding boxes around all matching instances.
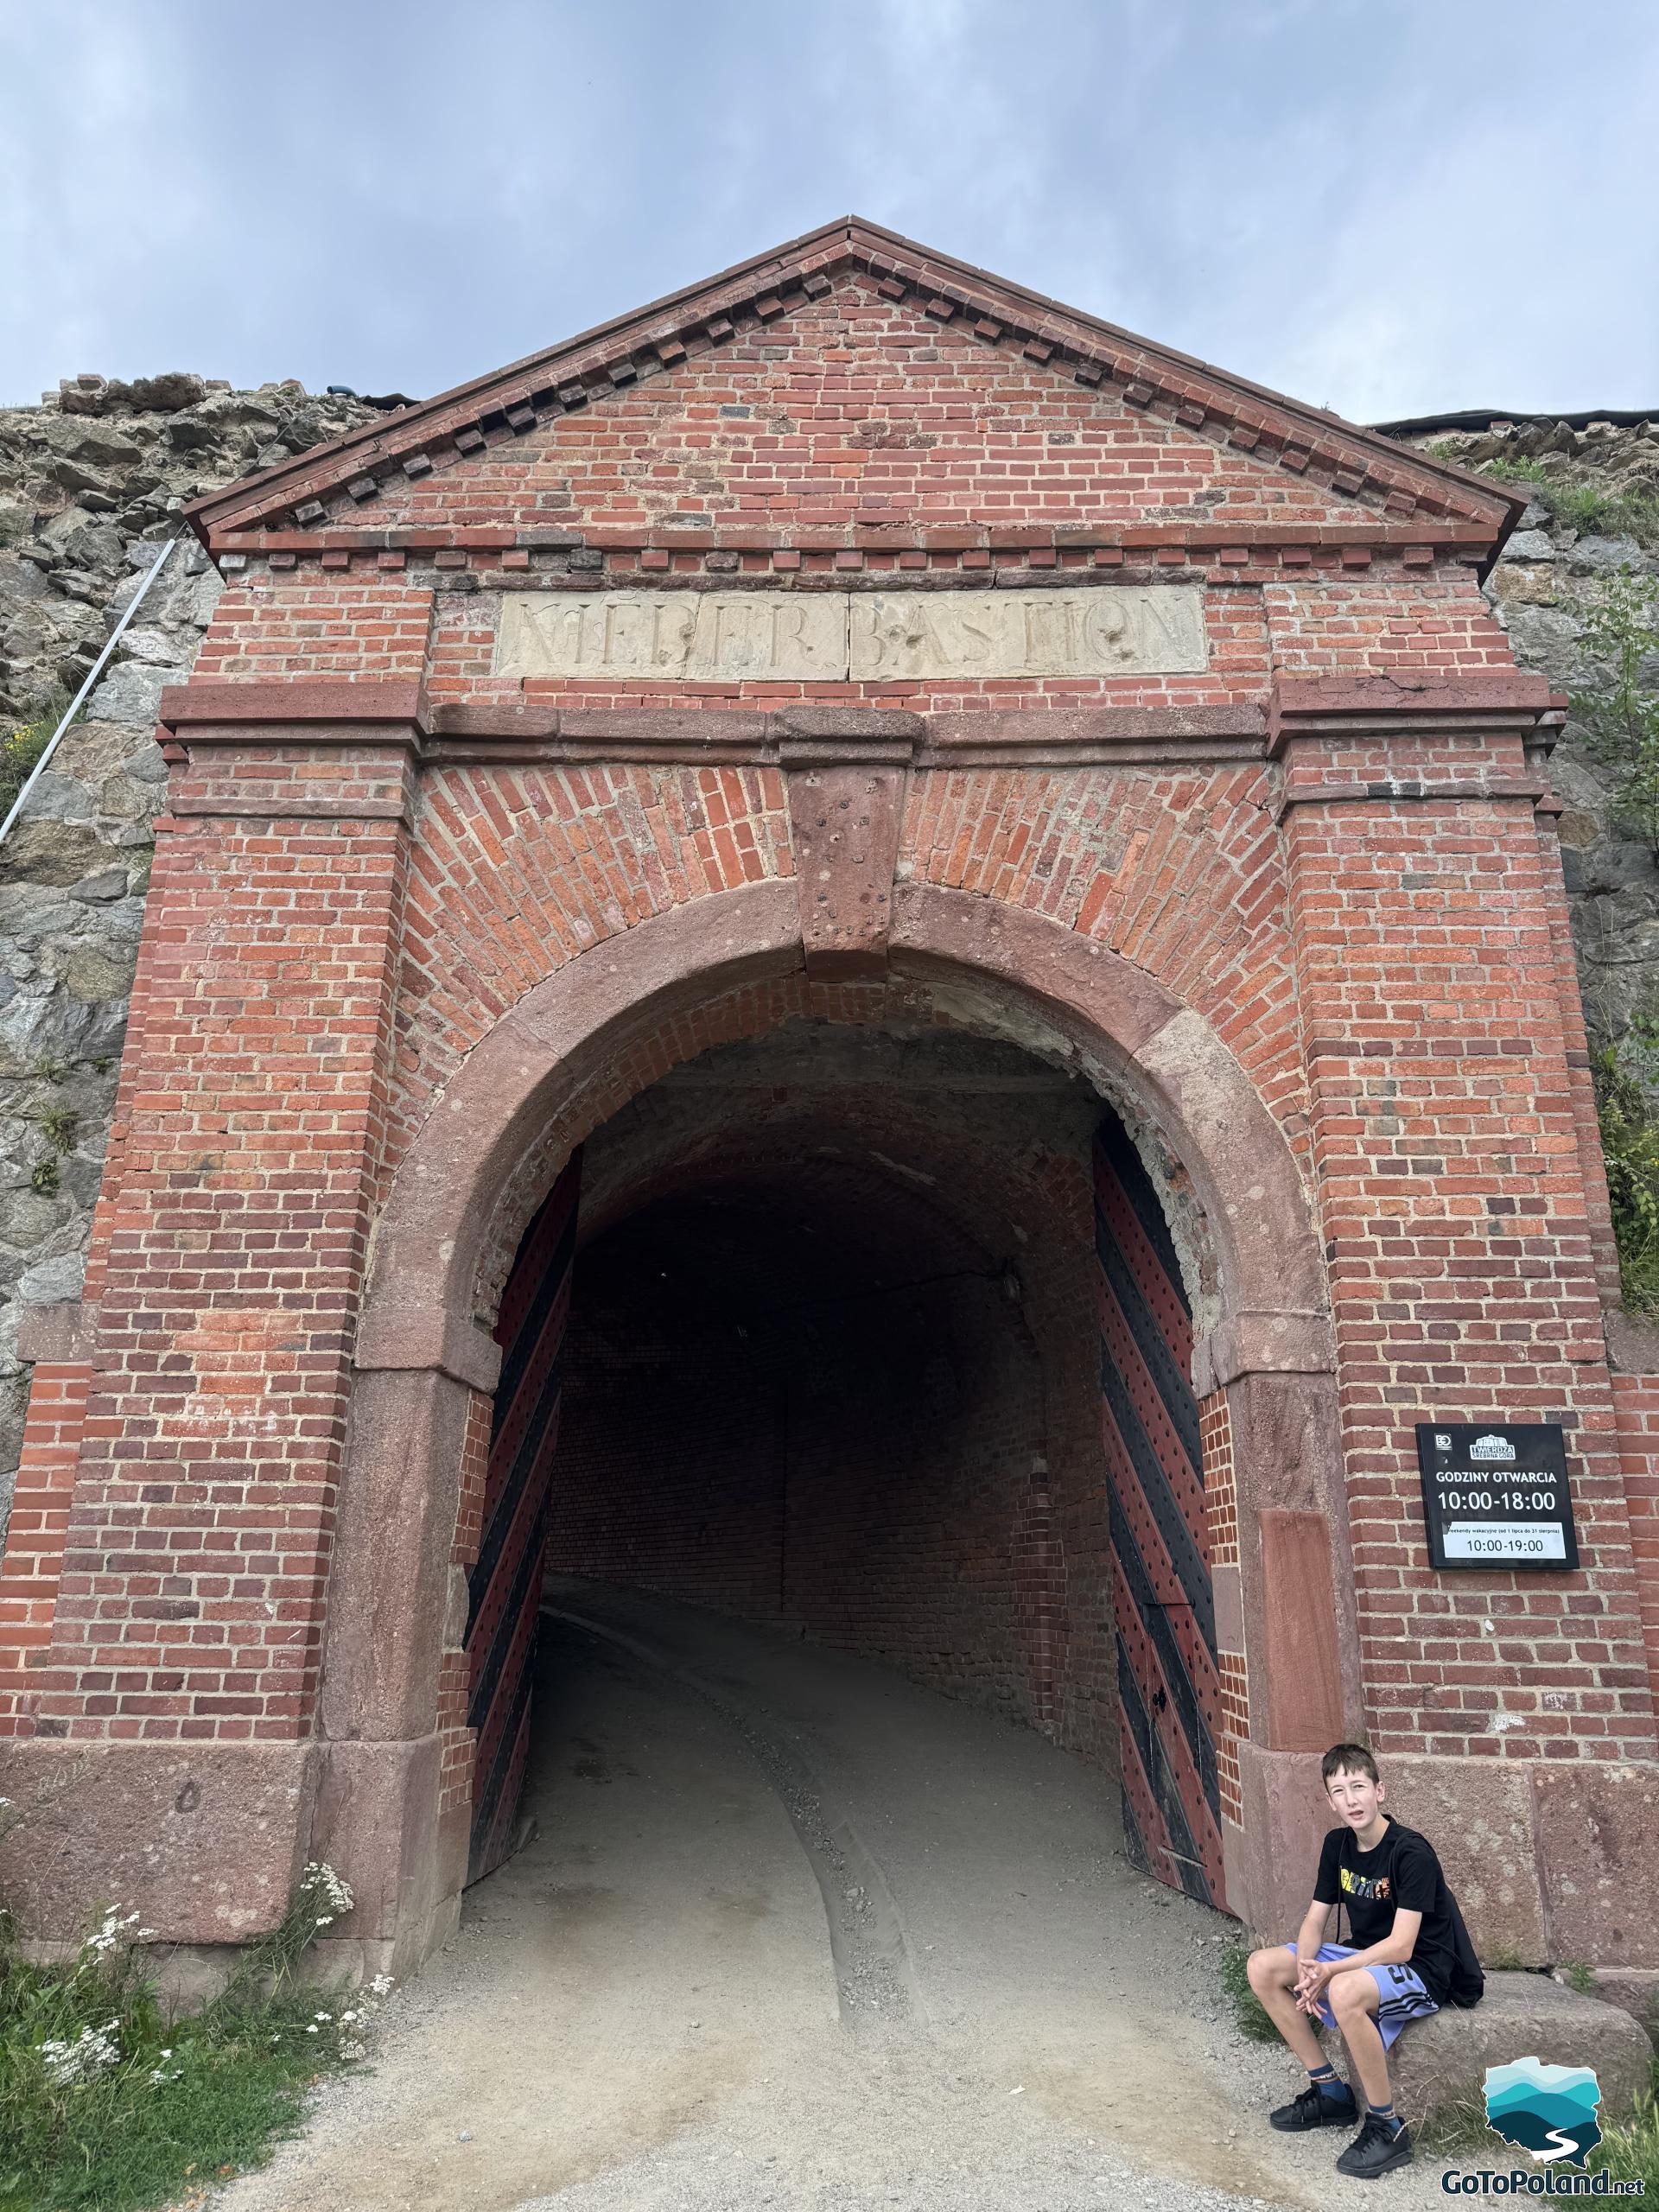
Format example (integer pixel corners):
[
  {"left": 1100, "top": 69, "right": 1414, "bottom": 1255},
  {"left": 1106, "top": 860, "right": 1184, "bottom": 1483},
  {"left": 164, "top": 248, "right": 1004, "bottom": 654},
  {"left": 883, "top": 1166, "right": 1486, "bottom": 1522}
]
[
  {"left": 1269, "top": 2082, "right": 1359, "bottom": 2131},
  {"left": 1335, "top": 2114, "right": 1414, "bottom": 2177}
]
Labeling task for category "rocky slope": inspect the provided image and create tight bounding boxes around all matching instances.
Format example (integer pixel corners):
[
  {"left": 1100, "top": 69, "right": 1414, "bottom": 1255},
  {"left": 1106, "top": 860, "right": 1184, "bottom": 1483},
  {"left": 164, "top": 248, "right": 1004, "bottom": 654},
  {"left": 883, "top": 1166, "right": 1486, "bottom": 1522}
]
[
  {"left": 0, "top": 375, "right": 374, "bottom": 1494},
  {"left": 1401, "top": 416, "right": 1659, "bottom": 1048},
  {"left": 0, "top": 391, "right": 1656, "bottom": 1516}
]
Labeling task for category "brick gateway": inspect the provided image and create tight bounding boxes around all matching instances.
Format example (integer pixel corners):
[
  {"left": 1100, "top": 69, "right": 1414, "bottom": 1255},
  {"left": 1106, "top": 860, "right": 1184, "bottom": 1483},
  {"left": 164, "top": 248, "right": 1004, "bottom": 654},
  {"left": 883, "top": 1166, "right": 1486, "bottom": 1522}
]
[{"left": 2, "top": 219, "right": 1656, "bottom": 1977}]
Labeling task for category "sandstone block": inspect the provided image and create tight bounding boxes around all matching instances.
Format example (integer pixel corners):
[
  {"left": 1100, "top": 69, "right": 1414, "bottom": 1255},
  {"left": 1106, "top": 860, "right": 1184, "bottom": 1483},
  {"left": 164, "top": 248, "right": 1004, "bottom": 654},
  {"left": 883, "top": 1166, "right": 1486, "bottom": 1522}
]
[
  {"left": 1391, "top": 1973, "right": 1652, "bottom": 2124},
  {"left": 1573, "top": 1967, "right": 1659, "bottom": 2044}
]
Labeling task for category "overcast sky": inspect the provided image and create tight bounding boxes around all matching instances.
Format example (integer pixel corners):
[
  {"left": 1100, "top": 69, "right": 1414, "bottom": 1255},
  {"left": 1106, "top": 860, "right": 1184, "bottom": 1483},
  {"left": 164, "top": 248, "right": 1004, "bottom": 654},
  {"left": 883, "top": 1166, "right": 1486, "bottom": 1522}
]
[{"left": 3, "top": 0, "right": 1656, "bottom": 426}]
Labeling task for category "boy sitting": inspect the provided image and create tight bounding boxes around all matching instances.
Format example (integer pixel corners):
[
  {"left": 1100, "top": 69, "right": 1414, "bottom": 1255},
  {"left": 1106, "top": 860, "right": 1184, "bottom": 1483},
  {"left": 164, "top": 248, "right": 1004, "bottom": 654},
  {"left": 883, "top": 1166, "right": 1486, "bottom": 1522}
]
[{"left": 1245, "top": 1741, "right": 1479, "bottom": 2180}]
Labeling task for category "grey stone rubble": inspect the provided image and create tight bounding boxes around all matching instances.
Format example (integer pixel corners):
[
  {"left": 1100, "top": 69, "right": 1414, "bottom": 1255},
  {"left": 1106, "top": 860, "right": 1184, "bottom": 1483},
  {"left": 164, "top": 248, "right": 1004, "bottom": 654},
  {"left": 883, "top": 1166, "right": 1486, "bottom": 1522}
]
[
  {"left": 1403, "top": 417, "right": 1659, "bottom": 1051},
  {"left": 0, "top": 373, "right": 374, "bottom": 1512}
]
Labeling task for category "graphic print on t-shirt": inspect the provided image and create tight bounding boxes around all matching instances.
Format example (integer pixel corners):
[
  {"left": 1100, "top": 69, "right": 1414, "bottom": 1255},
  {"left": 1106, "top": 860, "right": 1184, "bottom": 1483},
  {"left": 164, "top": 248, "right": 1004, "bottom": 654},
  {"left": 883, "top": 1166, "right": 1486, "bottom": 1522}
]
[{"left": 1340, "top": 1865, "right": 1392, "bottom": 1904}]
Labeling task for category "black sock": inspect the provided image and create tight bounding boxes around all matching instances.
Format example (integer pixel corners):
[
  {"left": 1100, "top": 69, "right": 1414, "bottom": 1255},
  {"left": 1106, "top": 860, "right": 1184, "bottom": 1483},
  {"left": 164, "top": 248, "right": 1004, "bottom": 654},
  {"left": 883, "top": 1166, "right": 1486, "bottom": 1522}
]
[{"left": 1306, "top": 2063, "right": 1350, "bottom": 2102}]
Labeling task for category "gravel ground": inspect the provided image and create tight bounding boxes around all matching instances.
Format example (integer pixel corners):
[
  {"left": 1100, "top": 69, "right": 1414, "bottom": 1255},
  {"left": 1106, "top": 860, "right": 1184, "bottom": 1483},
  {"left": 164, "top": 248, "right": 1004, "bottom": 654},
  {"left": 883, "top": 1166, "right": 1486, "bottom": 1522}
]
[{"left": 217, "top": 1588, "right": 1473, "bottom": 2211}]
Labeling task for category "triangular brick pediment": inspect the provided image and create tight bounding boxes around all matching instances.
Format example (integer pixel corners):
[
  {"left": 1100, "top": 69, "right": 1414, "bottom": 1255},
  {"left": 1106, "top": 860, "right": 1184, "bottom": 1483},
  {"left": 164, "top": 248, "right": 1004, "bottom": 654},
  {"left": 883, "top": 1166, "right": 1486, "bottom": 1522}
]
[{"left": 185, "top": 217, "right": 1520, "bottom": 552}]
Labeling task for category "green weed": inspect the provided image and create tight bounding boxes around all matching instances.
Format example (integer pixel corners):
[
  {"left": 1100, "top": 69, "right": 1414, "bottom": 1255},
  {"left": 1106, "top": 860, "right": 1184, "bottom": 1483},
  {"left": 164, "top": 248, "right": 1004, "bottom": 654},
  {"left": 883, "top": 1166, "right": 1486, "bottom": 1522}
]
[
  {"left": 1597, "top": 1048, "right": 1659, "bottom": 1315},
  {"left": 1473, "top": 455, "right": 1659, "bottom": 544},
  {"left": 1478, "top": 454, "right": 1550, "bottom": 487},
  {"left": 1591, "top": 2075, "right": 1659, "bottom": 2191},
  {"left": 1217, "top": 1937, "right": 1279, "bottom": 2043},
  {"left": 1415, "top": 2085, "right": 1498, "bottom": 2152},
  {"left": 0, "top": 706, "right": 63, "bottom": 823},
  {"left": 37, "top": 1109, "right": 79, "bottom": 1157},
  {"left": 0, "top": 1863, "right": 387, "bottom": 2212}
]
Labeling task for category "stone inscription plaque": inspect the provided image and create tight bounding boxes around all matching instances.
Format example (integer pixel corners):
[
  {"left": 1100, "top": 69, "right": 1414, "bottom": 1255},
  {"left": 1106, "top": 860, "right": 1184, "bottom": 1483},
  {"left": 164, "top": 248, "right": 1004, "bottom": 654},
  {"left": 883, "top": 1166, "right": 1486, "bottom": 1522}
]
[
  {"left": 848, "top": 587, "right": 1206, "bottom": 679},
  {"left": 493, "top": 586, "right": 1208, "bottom": 683},
  {"left": 495, "top": 592, "right": 846, "bottom": 683}
]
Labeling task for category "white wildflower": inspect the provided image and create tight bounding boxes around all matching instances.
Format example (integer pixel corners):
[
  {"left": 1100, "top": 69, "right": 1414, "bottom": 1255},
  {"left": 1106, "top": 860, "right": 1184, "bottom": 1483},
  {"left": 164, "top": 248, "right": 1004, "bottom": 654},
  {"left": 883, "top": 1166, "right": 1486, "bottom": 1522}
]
[
  {"left": 39, "top": 2020, "right": 121, "bottom": 2087},
  {"left": 299, "top": 1862, "right": 353, "bottom": 1916},
  {"left": 79, "top": 1907, "right": 143, "bottom": 1963},
  {"left": 369, "top": 1974, "right": 393, "bottom": 1998}
]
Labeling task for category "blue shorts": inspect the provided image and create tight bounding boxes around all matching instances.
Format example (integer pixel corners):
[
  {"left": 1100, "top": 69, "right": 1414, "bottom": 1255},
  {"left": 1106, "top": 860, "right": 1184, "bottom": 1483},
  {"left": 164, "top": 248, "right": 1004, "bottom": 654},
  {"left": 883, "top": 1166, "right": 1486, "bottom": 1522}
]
[{"left": 1282, "top": 1942, "right": 1440, "bottom": 2050}]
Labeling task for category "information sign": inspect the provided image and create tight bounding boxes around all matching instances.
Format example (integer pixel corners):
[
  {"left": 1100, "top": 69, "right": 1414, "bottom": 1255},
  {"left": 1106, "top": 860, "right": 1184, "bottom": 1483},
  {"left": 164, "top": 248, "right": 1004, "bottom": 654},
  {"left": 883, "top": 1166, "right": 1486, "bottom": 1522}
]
[{"left": 1414, "top": 1423, "right": 1579, "bottom": 1571}]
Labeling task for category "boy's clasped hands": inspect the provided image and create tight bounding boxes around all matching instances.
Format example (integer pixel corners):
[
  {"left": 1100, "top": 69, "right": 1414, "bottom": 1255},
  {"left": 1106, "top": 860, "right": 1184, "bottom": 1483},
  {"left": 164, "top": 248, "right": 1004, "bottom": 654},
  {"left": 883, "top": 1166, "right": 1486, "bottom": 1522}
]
[{"left": 1293, "top": 1956, "right": 1339, "bottom": 2014}]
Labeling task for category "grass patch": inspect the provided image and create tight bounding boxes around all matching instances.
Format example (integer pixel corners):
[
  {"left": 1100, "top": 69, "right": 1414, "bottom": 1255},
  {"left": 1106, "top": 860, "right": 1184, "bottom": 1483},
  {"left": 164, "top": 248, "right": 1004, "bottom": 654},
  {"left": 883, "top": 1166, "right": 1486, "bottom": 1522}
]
[
  {"left": 1460, "top": 453, "right": 1659, "bottom": 545},
  {"left": 1592, "top": 2078, "right": 1659, "bottom": 2190},
  {"left": 1414, "top": 2084, "right": 1499, "bottom": 2155},
  {"left": 1217, "top": 1938, "right": 1279, "bottom": 2043},
  {"left": 0, "top": 1865, "right": 388, "bottom": 2212},
  {"left": 1596, "top": 1048, "right": 1659, "bottom": 1315},
  {"left": 0, "top": 710, "right": 58, "bottom": 823}
]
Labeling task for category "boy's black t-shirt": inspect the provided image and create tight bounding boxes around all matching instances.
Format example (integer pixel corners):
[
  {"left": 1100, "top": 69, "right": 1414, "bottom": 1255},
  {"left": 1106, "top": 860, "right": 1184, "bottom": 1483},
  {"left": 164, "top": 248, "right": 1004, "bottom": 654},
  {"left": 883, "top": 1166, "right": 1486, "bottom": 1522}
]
[{"left": 1313, "top": 1819, "right": 1459, "bottom": 2005}]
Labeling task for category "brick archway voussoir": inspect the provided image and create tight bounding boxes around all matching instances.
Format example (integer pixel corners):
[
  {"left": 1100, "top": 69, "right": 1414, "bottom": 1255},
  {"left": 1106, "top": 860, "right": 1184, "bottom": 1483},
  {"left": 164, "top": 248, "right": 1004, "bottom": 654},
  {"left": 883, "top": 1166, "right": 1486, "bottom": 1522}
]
[{"left": 356, "top": 878, "right": 1332, "bottom": 1396}]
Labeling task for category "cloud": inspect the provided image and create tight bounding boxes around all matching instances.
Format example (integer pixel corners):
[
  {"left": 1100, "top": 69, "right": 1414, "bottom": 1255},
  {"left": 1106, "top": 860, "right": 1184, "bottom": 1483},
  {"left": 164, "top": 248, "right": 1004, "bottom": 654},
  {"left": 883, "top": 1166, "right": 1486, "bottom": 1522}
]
[{"left": 3, "top": 0, "right": 1656, "bottom": 421}]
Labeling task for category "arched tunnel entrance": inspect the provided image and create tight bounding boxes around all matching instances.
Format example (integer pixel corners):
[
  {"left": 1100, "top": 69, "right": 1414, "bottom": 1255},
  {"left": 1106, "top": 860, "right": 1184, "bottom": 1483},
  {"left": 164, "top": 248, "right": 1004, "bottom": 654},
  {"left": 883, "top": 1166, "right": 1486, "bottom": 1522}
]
[{"left": 464, "top": 1014, "right": 1226, "bottom": 1911}]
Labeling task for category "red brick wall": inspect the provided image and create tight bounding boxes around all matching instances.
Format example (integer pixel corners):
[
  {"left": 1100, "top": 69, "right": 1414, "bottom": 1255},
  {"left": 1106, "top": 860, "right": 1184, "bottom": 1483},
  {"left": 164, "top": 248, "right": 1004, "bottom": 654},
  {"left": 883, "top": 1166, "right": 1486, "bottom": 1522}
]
[
  {"left": 194, "top": 577, "right": 434, "bottom": 682},
  {"left": 0, "top": 1364, "right": 91, "bottom": 1724},
  {"left": 1283, "top": 739, "right": 1656, "bottom": 1765},
  {"left": 357, "top": 277, "right": 1471, "bottom": 543},
  {"left": 11, "top": 752, "right": 411, "bottom": 1742}
]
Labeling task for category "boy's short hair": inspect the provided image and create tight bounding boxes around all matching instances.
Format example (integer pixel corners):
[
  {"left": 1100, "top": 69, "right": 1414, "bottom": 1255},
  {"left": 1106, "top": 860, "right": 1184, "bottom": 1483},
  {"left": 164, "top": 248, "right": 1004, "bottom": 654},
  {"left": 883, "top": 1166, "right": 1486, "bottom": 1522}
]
[{"left": 1321, "top": 1741, "right": 1380, "bottom": 1787}]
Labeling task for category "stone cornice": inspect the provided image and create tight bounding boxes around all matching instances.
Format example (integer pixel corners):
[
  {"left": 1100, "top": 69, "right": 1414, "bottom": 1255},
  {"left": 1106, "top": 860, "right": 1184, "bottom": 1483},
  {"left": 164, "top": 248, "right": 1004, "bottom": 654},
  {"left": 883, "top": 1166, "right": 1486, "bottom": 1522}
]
[
  {"left": 158, "top": 677, "right": 1566, "bottom": 780},
  {"left": 161, "top": 675, "right": 1559, "bottom": 760},
  {"left": 1268, "top": 671, "right": 1557, "bottom": 753},
  {"left": 183, "top": 217, "right": 1522, "bottom": 551},
  {"left": 157, "top": 683, "right": 1271, "bottom": 771}
]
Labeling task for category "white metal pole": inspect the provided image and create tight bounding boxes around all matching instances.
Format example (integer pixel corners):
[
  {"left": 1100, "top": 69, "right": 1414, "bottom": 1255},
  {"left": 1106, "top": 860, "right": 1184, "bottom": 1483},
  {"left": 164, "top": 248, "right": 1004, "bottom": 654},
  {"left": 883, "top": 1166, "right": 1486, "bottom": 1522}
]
[{"left": 0, "top": 532, "right": 181, "bottom": 848}]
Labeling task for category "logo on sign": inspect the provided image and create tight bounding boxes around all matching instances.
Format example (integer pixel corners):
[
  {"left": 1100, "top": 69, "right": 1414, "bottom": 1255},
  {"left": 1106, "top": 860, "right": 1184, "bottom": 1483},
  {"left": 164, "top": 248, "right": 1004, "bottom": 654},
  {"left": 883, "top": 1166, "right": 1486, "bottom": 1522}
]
[{"left": 1468, "top": 1434, "right": 1517, "bottom": 1463}]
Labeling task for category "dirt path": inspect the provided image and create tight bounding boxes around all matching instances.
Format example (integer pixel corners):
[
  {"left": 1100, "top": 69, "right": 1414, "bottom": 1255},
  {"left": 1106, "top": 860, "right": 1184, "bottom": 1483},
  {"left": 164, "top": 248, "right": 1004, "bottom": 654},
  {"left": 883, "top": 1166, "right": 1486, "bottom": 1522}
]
[{"left": 219, "top": 1586, "right": 1463, "bottom": 2211}]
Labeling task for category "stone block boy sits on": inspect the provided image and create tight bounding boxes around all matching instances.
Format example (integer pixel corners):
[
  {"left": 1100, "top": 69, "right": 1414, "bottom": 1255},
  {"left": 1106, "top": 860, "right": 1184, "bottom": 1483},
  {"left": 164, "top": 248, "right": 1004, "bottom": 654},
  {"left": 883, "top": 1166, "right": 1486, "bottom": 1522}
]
[{"left": 1245, "top": 1741, "right": 1483, "bottom": 2180}]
